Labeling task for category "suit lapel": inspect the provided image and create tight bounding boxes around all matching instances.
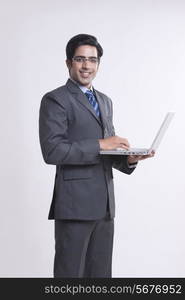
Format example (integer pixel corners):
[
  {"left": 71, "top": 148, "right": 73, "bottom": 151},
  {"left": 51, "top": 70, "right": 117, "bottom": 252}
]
[
  {"left": 93, "top": 90, "right": 107, "bottom": 130},
  {"left": 66, "top": 79, "right": 103, "bottom": 127}
]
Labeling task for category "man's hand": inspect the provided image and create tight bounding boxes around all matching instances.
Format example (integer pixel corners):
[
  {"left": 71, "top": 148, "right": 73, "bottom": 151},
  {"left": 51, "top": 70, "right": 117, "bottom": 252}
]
[
  {"left": 99, "top": 135, "right": 130, "bottom": 150},
  {"left": 127, "top": 150, "right": 155, "bottom": 164}
]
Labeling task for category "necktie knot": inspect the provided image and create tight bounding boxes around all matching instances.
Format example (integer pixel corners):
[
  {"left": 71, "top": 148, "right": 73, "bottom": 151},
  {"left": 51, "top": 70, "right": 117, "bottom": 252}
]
[{"left": 85, "top": 90, "right": 94, "bottom": 103}]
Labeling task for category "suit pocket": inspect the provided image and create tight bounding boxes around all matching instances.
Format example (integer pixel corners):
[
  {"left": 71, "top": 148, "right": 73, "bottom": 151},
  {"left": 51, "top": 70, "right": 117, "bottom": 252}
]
[{"left": 63, "top": 165, "right": 92, "bottom": 180}]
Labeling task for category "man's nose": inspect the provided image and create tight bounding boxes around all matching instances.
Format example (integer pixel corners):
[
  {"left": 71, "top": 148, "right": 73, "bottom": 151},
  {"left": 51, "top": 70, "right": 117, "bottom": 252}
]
[{"left": 82, "top": 59, "right": 90, "bottom": 68}]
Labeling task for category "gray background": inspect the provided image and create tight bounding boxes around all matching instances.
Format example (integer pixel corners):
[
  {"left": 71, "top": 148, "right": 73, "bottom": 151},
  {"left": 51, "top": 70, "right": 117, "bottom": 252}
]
[{"left": 0, "top": 0, "right": 185, "bottom": 277}]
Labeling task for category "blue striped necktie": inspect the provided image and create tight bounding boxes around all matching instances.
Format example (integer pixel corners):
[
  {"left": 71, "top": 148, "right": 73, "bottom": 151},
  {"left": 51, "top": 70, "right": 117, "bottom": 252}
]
[{"left": 85, "top": 90, "right": 100, "bottom": 117}]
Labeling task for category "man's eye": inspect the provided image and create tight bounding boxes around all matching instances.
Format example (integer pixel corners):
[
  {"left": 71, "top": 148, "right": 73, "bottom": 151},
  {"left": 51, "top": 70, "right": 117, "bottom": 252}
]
[
  {"left": 76, "top": 57, "right": 83, "bottom": 62},
  {"left": 89, "top": 58, "right": 99, "bottom": 63}
]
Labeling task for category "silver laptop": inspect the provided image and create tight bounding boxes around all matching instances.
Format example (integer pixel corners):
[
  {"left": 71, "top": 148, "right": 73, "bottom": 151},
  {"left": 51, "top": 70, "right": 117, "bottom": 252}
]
[{"left": 100, "top": 112, "right": 175, "bottom": 155}]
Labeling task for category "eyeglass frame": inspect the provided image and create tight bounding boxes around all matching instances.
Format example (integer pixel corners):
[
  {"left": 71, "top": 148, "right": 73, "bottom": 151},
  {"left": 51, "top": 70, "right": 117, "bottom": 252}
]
[{"left": 72, "top": 56, "right": 100, "bottom": 64}]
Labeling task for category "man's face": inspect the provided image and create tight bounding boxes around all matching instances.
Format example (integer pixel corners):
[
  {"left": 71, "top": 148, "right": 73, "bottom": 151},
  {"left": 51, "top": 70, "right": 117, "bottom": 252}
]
[{"left": 66, "top": 45, "right": 99, "bottom": 88}]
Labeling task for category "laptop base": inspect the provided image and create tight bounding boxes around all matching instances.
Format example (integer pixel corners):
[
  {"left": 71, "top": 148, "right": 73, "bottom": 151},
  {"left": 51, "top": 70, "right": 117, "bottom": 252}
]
[{"left": 100, "top": 148, "right": 151, "bottom": 155}]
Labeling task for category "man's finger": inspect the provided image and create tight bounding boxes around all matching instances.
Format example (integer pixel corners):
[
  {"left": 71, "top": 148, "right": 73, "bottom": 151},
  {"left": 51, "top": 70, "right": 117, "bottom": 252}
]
[
  {"left": 140, "top": 153, "right": 154, "bottom": 160},
  {"left": 120, "top": 143, "right": 129, "bottom": 150}
]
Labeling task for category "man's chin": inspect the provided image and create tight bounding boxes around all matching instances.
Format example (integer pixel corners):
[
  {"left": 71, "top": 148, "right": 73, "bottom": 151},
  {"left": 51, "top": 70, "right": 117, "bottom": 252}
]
[{"left": 78, "top": 78, "right": 92, "bottom": 87}]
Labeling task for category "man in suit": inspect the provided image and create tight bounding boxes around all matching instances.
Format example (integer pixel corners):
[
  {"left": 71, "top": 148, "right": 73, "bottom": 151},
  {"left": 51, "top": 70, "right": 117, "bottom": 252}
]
[{"left": 39, "top": 34, "right": 154, "bottom": 278}]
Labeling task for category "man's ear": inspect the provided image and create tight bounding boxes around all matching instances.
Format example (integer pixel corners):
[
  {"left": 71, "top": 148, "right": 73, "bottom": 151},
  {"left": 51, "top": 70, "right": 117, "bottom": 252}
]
[{"left": 66, "top": 59, "right": 72, "bottom": 70}]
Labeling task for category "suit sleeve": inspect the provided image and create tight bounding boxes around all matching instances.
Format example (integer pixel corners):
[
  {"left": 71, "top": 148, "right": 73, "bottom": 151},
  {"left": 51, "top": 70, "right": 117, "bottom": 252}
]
[
  {"left": 108, "top": 99, "right": 137, "bottom": 175},
  {"left": 39, "top": 94, "right": 100, "bottom": 165}
]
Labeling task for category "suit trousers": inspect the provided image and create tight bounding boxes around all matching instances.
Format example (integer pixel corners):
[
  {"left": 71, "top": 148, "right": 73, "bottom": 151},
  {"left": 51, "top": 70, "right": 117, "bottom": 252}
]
[{"left": 54, "top": 215, "right": 114, "bottom": 278}]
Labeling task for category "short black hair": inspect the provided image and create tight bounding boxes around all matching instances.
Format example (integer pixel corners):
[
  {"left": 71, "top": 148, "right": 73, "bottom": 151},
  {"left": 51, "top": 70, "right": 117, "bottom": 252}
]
[{"left": 66, "top": 34, "right": 103, "bottom": 60}]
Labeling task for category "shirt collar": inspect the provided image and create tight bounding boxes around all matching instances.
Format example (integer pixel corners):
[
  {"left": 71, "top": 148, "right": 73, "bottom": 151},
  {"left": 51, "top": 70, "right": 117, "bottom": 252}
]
[{"left": 69, "top": 78, "right": 94, "bottom": 93}]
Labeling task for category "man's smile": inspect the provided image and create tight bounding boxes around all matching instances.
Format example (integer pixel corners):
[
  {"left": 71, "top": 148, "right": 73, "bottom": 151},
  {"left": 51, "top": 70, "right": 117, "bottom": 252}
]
[{"left": 79, "top": 71, "right": 92, "bottom": 78}]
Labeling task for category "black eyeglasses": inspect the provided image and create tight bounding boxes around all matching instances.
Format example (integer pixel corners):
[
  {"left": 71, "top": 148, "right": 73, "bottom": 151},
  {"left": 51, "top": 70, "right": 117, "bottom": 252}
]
[{"left": 72, "top": 56, "right": 99, "bottom": 64}]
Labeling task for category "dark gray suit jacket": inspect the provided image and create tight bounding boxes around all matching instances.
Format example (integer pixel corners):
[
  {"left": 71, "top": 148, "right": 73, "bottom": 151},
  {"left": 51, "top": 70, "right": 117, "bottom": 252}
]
[{"left": 39, "top": 79, "right": 136, "bottom": 220}]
